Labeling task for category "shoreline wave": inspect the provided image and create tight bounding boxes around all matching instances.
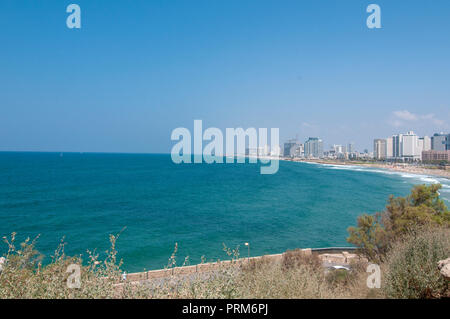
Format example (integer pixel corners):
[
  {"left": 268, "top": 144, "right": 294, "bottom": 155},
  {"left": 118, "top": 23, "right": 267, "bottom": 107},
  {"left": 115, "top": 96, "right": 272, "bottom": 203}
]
[{"left": 291, "top": 160, "right": 450, "bottom": 201}]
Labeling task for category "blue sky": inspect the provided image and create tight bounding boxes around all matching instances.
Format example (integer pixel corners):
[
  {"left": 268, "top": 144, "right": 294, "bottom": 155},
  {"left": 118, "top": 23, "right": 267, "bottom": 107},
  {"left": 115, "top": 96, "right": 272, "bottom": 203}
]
[{"left": 1, "top": 0, "right": 449, "bottom": 153}]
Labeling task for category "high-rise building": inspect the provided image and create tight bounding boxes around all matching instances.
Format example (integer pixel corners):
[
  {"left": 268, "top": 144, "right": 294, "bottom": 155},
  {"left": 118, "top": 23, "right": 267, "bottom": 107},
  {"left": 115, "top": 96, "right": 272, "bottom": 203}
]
[
  {"left": 379, "top": 132, "right": 432, "bottom": 161},
  {"left": 304, "top": 137, "right": 323, "bottom": 158},
  {"left": 416, "top": 136, "right": 430, "bottom": 160},
  {"left": 393, "top": 134, "right": 403, "bottom": 158},
  {"left": 420, "top": 136, "right": 432, "bottom": 151},
  {"left": 447, "top": 134, "right": 450, "bottom": 151},
  {"left": 347, "top": 143, "right": 355, "bottom": 154},
  {"left": 431, "top": 133, "right": 447, "bottom": 151},
  {"left": 417, "top": 138, "right": 424, "bottom": 158},
  {"left": 386, "top": 137, "right": 394, "bottom": 159},
  {"left": 373, "top": 139, "right": 387, "bottom": 159},
  {"left": 333, "top": 144, "right": 345, "bottom": 154},
  {"left": 293, "top": 144, "right": 304, "bottom": 158},
  {"left": 283, "top": 140, "right": 298, "bottom": 157},
  {"left": 402, "top": 131, "right": 420, "bottom": 160}
]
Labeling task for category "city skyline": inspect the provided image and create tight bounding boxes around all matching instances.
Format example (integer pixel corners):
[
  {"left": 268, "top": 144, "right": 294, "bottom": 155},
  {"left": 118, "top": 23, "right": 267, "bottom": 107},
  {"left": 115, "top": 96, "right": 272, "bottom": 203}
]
[{"left": 282, "top": 129, "right": 449, "bottom": 161}]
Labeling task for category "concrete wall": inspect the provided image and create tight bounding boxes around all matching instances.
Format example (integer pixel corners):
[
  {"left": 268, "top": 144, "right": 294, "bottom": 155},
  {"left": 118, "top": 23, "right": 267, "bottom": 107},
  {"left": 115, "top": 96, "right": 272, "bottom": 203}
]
[{"left": 124, "top": 248, "right": 357, "bottom": 282}]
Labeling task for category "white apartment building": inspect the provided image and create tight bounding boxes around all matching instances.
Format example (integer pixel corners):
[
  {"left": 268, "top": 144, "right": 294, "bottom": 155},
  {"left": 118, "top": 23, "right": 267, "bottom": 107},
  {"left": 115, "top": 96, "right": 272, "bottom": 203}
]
[
  {"left": 386, "top": 137, "right": 394, "bottom": 158},
  {"left": 374, "top": 139, "right": 386, "bottom": 160},
  {"left": 304, "top": 137, "right": 323, "bottom": 158},
  {"left": 402, "top": 131, "right": 420, "bottom": 160},
  {"left": 375, "top": 131, "right": 429, "bottom": 161},
  {"left": 418, "top": 136, "right": 431, "bottom": 154},
  {"left": 333, "top": 144, "right": 346, "bottom": 154},
  {"left": 294, "top": 144, "right": 304, "bottom": 158}
]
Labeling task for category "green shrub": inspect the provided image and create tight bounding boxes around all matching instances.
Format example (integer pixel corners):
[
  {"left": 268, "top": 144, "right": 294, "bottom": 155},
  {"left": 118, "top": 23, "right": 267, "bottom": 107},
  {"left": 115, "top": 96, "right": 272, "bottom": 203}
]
[
  {"left": 0, "top": 232, "right": 150, "bottom": 299},
  {"left": 347, "top": 214, "right": 389, "bottom": 262},
  {"left": 383, "top": 227, "right": 450, "bottom": 299},
  {"left": 347, "top": 184, "right": 450, "bottom": 262},
  {"left": 0, "top": 233, "right": 375, "bottom": 299}
]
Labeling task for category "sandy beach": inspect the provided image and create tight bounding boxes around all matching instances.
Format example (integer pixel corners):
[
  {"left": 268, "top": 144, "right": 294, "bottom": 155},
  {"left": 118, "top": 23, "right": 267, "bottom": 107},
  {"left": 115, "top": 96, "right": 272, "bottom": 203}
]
[{"left": 284, "top": 158, "right": 450, "bottom": 179}]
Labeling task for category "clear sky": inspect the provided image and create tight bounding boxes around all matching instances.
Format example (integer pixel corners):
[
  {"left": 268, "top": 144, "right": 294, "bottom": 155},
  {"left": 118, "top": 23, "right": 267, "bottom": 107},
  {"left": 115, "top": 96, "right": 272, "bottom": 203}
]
[{"left": 1, "top": 0, "right": 449, "bottom": 153}]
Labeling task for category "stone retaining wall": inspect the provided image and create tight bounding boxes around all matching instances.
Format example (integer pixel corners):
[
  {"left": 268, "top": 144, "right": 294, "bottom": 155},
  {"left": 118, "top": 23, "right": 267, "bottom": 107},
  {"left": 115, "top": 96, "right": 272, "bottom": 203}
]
[{"left": 124, "top": 248, "right": 358, "bottom": 282}]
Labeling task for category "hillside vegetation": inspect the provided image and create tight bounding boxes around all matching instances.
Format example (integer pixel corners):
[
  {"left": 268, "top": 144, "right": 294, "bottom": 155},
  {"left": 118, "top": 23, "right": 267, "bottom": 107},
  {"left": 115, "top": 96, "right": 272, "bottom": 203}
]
[{"left": 1, "top": 185, "right": 449, "bottom": 299}]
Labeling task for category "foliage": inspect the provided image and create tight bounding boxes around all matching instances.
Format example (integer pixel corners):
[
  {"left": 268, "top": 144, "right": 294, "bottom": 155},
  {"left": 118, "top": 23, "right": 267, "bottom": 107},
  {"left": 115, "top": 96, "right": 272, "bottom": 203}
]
[
  {"left": 347, "top": 184, "right": 449, "bottom": 261},
  {"left": 0, "top": 234, "right": 372, "bottom": 299},
  {"left": 347, "top": 214, "right": 389, "bottom": 262},
  {"left": 0, "top": 231, "right": 149, "bottom": 299},
  {"left": 383, "top": 184, "right": 449, "bottom": 236},
  {"left": 383, "top": 227, "right": 450, "bottom": 299}
]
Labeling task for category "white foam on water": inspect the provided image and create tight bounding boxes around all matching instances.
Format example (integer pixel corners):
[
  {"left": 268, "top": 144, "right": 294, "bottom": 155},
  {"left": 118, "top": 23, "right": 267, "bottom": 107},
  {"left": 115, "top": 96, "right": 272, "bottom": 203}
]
[
  {"left": 399, "top": 173, "right": 418, "bottom": 178},
  {"left": 420, "top": 177, "right": 441, "bottom": 184},
  {"left": 297, "top": 161, "right": 450, "bottom": 203},
  {"left": 325, "top": 165, "right": 355, "bottom": 170},
  {"left": 303, "top": 161, "right": 450, "bottom": 187},
  {"left": 317, "top": 163, "right": 403, "bottom": 177}
]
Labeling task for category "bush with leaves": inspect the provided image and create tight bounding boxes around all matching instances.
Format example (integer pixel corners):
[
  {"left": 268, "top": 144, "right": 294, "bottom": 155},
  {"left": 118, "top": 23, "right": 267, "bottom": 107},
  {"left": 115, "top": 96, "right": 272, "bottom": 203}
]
[
  {"left": 347, "top": 214, "right": 389, "bottom": 262},
  {"left": 347, "top": 184, "right": 450, "bottom": 262},
  {"left": 383, "top": 227, "right": 450, "bottom": 299},
  {"left": 0, "top": 231, "right": 149, "bottom": 299}
]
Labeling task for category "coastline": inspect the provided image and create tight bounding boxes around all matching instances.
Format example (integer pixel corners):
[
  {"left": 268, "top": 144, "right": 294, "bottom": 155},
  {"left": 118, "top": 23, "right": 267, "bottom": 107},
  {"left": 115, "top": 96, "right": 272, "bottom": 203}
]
[{"left": 282, "top": 158, "right": 450, "bottom": 180}]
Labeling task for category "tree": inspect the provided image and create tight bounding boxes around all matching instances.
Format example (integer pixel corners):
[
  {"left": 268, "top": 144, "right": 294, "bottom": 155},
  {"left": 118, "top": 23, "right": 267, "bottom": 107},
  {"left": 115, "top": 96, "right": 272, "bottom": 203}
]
[
  {"left": 347, "top": 213, "right": 388, "bottom": 262},
  {"left": 383, "top": 184, "right": 449, "bottom": 237},
  {"left": 347, "top": 184, "right": 450, "bottom": 261}
]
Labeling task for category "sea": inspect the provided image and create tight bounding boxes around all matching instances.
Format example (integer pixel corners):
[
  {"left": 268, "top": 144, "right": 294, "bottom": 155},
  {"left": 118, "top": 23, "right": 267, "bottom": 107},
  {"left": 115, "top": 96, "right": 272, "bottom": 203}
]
[{"left": 1, "top": 152, "right": 449, "bottom": 272}]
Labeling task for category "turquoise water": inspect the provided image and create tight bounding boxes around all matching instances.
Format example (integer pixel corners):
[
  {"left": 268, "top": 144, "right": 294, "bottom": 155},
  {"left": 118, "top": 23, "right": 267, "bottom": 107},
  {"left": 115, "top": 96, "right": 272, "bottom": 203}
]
[{"left": 1, "top": 152, "right": 449, "bottom": 272}]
